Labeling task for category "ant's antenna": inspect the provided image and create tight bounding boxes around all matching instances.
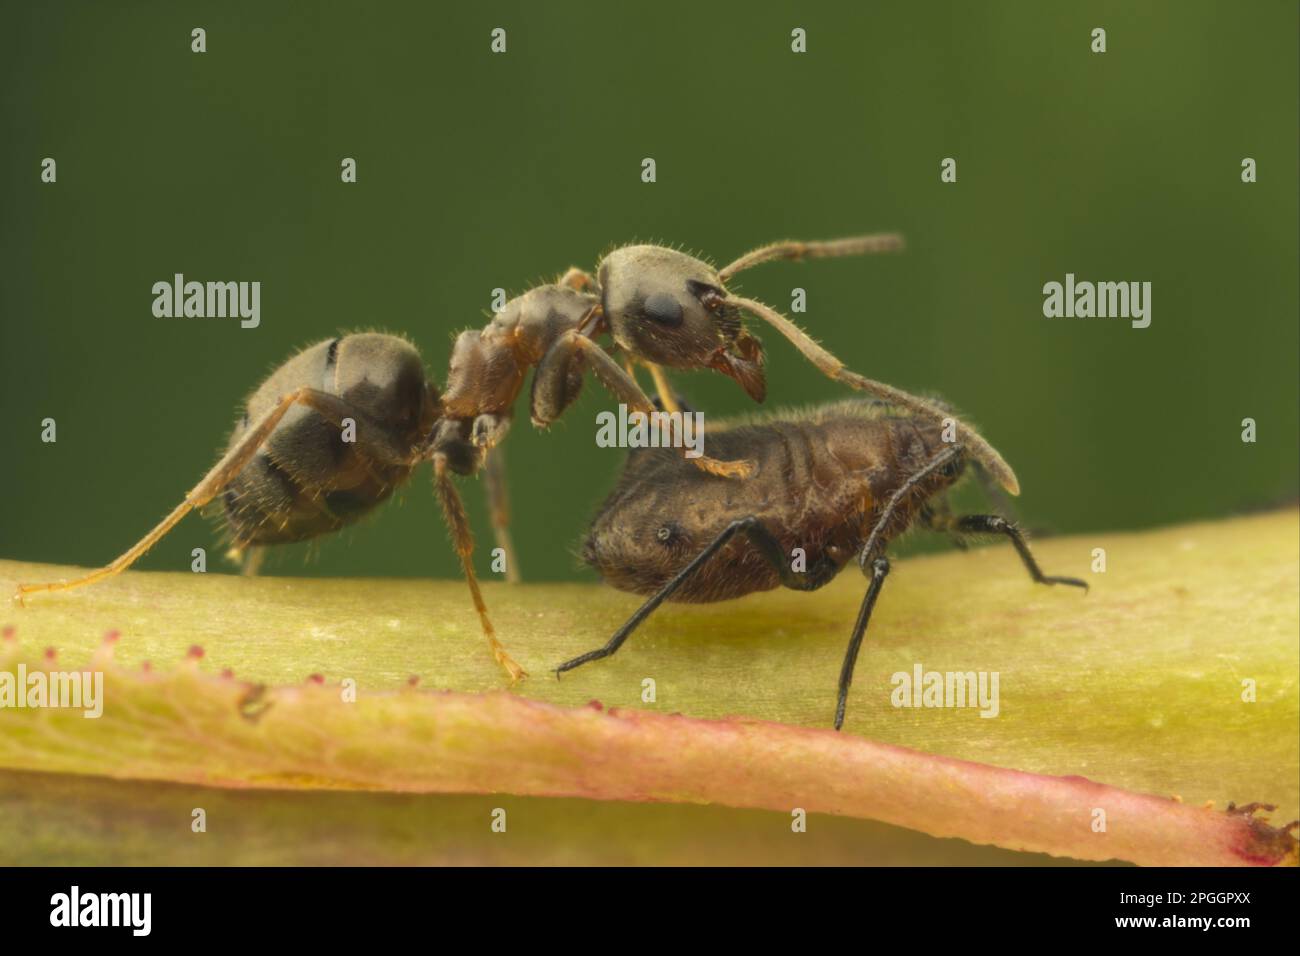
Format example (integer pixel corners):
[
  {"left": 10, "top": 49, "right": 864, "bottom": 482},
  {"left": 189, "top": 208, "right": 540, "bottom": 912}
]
[
  {"left": 718, "top": 234, "right": 904, "bottom": 282},
  {"left": 723, "top": 294, "right": 1021, "bottom": 495}
]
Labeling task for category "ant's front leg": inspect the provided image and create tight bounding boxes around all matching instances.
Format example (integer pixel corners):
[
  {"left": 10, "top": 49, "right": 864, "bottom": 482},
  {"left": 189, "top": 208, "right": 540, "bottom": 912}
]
[{"left": 531, "top": 330, "right": 754, "bottom": 479}]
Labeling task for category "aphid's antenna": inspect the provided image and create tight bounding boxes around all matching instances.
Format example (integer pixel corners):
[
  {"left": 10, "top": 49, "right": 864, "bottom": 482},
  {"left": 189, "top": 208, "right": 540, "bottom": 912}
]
[
  {"left": 718, "top": 234, "right": 904, "bottom": 283},
  {"left": 723, "top": 294, "right": 1021, "bottom": 495},
  {"left": 431, "top": 454, "right": 526, "bottom": 682}
]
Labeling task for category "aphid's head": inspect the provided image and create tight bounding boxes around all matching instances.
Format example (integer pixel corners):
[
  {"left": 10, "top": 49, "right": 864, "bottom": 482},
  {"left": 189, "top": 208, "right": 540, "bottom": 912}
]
[
  {"left": 597, "top": 245, "right": 766, "bottom": 402},
  {"left": 580, "top": 449, "right": 729, "bottom": 597}
]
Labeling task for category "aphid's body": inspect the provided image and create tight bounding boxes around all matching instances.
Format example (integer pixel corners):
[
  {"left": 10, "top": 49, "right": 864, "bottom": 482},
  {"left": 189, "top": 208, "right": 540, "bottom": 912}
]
[
  {"left": 562, "top": 400, "right": 1086, "bottom": 729},
  {"left": 222, "top": 334, "right": 434, "bottom": 547},
  {"left": 583, "top": 401, "right": 954, "bottom": 602}
]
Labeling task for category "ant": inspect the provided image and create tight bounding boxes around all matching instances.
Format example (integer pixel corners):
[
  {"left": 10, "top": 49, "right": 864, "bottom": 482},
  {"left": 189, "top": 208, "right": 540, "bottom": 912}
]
[
  {"left": 558, "top": 399, "right": 1087, "bottom": 730},
  {"left": 13, "top": 235, "right": 1018, "bottom": 686},
  {"left": 436, "top": 233, "right": 1022, "bottom": 577}
]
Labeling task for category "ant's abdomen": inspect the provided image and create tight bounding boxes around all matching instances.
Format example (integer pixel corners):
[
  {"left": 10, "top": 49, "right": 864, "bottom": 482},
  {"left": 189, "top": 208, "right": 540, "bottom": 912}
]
[{"left": 220, "top": 333, "right": 424, "bottom": 546}]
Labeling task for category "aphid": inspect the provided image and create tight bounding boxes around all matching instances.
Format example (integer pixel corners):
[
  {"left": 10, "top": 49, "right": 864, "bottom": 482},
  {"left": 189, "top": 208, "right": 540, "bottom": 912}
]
[{"left": 558, "top": 399, "right": 1086, "bottom": 729}]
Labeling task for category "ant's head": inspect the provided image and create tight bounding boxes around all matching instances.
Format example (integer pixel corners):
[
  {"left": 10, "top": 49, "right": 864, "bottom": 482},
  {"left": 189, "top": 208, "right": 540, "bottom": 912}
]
[{"left": 596, "top": 245, "right": 766, "bottom": 402}]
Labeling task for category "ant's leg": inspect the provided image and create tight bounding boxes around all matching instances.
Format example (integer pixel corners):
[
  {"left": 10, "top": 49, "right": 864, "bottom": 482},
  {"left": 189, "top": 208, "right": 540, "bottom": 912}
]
[
  {"left": 432, "top": 453, "right": 526, "bottom": 682},
  {"left": 241, "top": 547, "right": 265, "bottom": 577},
  {"left": 721, "top": 294, "right": 1021, "bottom": 497},
  {"left": 532, "top": 330, "right": 754, "bottom": 479},
  {"left": 624, "top": 358, "right": 683, "bottom": 415},
  {"left": 15, "top": 387, "right": 386, "bottom": 604},
  {"left": 557, "top": 516, "right": 840, "bottom": 677},
  {"left": 558, "top": 267, "right": 595, "bottom": 291},
  {"left": 943, "top": 514, "right": 1088, "bottom": 590},
  {"left": 718, "top": 234, "right": 905, "bottom": 282},
  {"left": 645, "top": 363, "right": 682, "bottom": 414},
  {"left": 482, "top": 445, "right": 521, "bottom": 584}
]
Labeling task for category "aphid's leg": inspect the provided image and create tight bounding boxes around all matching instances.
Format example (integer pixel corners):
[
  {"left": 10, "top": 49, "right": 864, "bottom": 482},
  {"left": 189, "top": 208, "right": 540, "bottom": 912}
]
[
  {"left": 920, "top": 500, "right": 968, "bottom": 551},
  {"left": 723, "top": 293, "right": 1021, "bottom": 497},
  {"left": 835, "top": 556, "right": 891, "bottom": 731},
  {"left": 557, "top": 267, "right": 595, "bottom": 291},
  {"left": 939, "top": 514, "right": 1088, "bottom": 591},
  {"left": 717, "top": 234, "right": 905, "bottom": 283},
  {"left": 532, "top": 330, "right": 754, "bottom": 479},
  {"left": 835, "top": 445, "right": 965, "bottom": 729},
  {"left": 482, "top": 446, "right": 521, "bottom": 584},
  {"left": 557, "top": 517, "right": 841, "bottom": 677},
  {"left": 431, "top": 453, "right": 526, "bottom": 683},
  {"left": 14, "top": 387, "right": 384, "bottom": 604}
]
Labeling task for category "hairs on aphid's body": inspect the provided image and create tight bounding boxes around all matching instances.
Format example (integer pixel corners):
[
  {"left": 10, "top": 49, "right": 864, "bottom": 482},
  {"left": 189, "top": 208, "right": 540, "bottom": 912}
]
[{"left": 564, "top": 399, "right": 1087, "bottom": 729}]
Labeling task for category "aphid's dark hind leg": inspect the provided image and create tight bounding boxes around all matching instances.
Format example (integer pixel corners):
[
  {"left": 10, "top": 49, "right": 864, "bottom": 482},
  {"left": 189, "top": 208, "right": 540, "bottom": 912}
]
[
  {"left": 555, "top": 516, "right": 838, "bottom": 677},
  {"left": 835, "top": 445, "right": 964, "bottom": 730},
  {"left": 14, "top": 387, "right": 395, "bottom": 604},
  {"left": 944, "top": 514, "right": 1088, "bottom": 591},
  {"left": 835, "top": 556, "right": 890, "bottom": 731}
]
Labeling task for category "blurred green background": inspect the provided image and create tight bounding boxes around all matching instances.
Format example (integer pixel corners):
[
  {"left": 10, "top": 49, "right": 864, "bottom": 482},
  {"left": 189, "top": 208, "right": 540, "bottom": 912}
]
[{"left": 2, "top": 0, "right": 1296, "bottom": 583}]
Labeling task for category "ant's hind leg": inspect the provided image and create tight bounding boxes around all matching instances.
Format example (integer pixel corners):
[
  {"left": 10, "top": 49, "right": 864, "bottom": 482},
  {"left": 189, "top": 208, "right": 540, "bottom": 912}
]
[
  {"left": 241, "top": 547, "right": 266, "bottom": 577},
  {"left": 482, "top": 446, "right": 521, "bottom": 584},
  {"left": 532, "top": 330, "right": 754, "bottom": 479},
  {"left": 14, "top": 387, "right": 376, "bottom": 605},
  {"left": 945, "top": 514, "right": 1088, "bottom": 591}
]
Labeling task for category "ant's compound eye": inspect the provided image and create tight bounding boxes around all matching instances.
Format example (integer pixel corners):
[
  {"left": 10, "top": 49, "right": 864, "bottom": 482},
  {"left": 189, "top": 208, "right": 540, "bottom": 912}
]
[
  {"left": 642, "top": 293, "right": 684, "bottom": 328},
  {"left": 686, "top": 279, "right": 727, "bottom": 313}
]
